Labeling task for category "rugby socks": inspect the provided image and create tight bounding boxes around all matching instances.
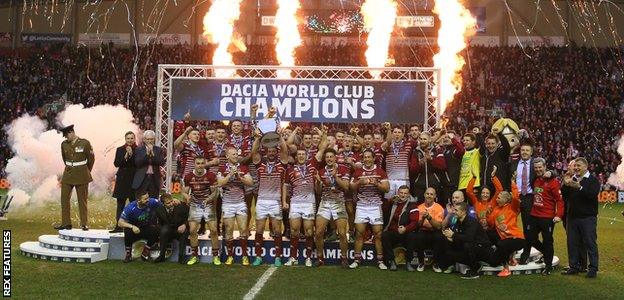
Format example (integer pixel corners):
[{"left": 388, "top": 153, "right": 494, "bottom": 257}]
[
  {"left": 255, "top": 233, "right": 264, "bottom": 257},
  {"left": 274, "top": 235, "right": 283, "bottom": 257},
  {"left": 305, "top": 237, "right": 314, "bottom": 258},
  {"left": 376, "top": 254, "right": 384, "bottom": 264},
  {"left": 241, "top": 238, "right": 249, "bottom": 257},
  {"left": 192, "top": 246, "right": 199, "bottom": 257},
  {"left": 212, "top": 248, "right": 220, "bottom": 257},
  {"left": 290, "top": 235, "right": 300, "bottom": 259},
  {"left": 226, "top": 239, "right": 234, "bottom": 256},
  {"left": 125, "top": 247, "right": 131, "bottom": 256},
  {"left": 354, "top": 252, "right": 362, "bottom": 263}
]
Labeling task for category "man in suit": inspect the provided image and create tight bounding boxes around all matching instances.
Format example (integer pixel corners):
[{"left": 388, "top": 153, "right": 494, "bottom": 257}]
[
  {"left": 561, "top": 157, "right": 600, "bottom": 278},
  {"left": 56, "top": 125, "right": 95, "bottom": 231},
  {"left": 110, "top": 131, "right": 137, "bottom": 233},
  {"left": 132, "top": 130, "right": 165, "bottom": 198},
  {"left": 510, "top": 141, "right": 536, "bottom": 264},
  {"left": 154, "top": 193, "right": 189, "bottom": 264}
]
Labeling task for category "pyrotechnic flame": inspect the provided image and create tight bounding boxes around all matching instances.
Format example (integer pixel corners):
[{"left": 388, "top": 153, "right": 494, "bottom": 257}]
[
  {"left": 275, "top": 0, "right": 302, "bottom": 78},
  {"left": 361, "top": 0, "right": 398, "bottom": 79},
  {"left": 433, "top": 0, "right": 477, "bottom": 112},
  {"left": 202, "top": 0, "right": 243, "bottom": 78}
]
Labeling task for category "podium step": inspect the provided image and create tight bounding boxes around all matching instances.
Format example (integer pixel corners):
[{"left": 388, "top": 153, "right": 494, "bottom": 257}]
[
  {"left": 39, "top": 235, "right": 108, "bottom": 253},
  {"left": 58, "top": 229, "right": 110, "bottom": 243},
  {"left": 20, "top": 241, "right": 107, "bottom": 263}
]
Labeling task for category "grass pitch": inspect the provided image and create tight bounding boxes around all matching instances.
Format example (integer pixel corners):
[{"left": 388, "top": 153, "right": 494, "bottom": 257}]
[{"left": 3, "top": 192, "right": 624, "bottom": 299}]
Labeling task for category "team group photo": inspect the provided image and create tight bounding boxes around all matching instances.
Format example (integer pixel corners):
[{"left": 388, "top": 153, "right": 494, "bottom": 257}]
[{"left": 1, "top": 0, "right": 623, "bottom": 299}]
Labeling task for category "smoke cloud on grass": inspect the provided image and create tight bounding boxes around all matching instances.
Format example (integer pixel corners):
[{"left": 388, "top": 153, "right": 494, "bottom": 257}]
[
  {"left": 5, "top": 104, "right": 140, "bottom": 209},
  {"left": 608, "top": 135, "right": 624, "bottom": 190}
]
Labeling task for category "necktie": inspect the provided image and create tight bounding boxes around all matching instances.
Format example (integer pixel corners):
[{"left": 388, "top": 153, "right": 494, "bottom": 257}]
[{"left": 521, "top": 161, "right": 528, "bottom": 195}]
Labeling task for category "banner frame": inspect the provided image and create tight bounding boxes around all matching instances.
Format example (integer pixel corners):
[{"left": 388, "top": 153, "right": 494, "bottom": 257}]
[{"left": 156, "top": 65, "right": 441, "bottom": 192}]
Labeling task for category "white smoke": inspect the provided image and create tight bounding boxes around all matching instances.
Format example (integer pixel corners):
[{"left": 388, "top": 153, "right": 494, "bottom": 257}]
[
  {"left": 608, "top": 135, "right": 624, "bottom": 190},
  {"left": 5, "top": 104, "right": 140, "bottom": 207}
]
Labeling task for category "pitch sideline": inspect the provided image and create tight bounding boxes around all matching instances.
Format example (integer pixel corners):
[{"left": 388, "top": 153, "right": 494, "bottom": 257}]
[{"left": 243, "top": 266, "right": 278, "bottom": 300}]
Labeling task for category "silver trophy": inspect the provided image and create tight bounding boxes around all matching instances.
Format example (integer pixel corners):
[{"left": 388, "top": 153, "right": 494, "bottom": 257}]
[{"left": 256, "top": 117, "right": 281, "bottom": 148}]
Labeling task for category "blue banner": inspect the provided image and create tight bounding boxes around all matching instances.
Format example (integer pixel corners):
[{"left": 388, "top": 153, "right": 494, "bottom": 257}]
[{"left": 171, "top": 78, "right": 426, "bottom": 124}]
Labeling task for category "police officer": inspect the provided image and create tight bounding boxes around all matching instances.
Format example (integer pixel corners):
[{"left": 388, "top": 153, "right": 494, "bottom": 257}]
[{"left": 55, "top": 125, "right": 95, "bottom": 231}]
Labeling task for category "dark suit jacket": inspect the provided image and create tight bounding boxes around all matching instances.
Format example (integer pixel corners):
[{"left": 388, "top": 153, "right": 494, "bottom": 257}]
[
  {"left": 561, "top": 173, "right": 600, "bottom": 219},
  {"left": 113, "top": 145, "right": 136, "bottom": 199},
  {"left": 155, "top": 202, "right": 189, "bottom": 228},
  {"left": 132, "top": 145, "right": 166, "bottom": 190}
]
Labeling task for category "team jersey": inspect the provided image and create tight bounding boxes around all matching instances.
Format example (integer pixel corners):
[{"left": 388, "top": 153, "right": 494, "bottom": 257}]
[
  {"left": 316, "top": 162, "right": 350, "bottom": 203},
  {"left": 227, "top": 134, "right": 252, "bottom": 156},
  {"left": 178, "top": 141, "right": 206, "bottom": 177},
  {"left": 120, "top": 198, "right": 161, "bottom": 227},
  {"left": 256, "top": 159, "right": 286, "bottom": 202},
  {"left": 466, "top": 176, "right": 503, "bottom": 224},
  {"left": 206, "top": 141, "right": 228, "bottom": 174},
  {"left": 217, "top": 163, "right": 250, "bottom": 204},
  {"left": 183, "top": 169, "right": 217, "bottom": 205},
  {"left": 385, "top": 139, "right": 414, "bottom": 181},
  {"left": 361, "top": 143, "right": 384, "bottom": 167},
  {"left": 417, "top": 202, "right": 445, "bottom": 231},
  {"left": 489, "top": 183, "right": 524, "bottom": 239},
  {"left": 284, "top": 162, "right": 317, "bottom": 204},
  {"left": 459, "top": 148, "right": 481, "bottom": 189},
  {"left": 298, "top": 145, "right": 318, "bottom": 162},
  {"left": 531, "top": 177, "right": 564, "bottom": 219},
  {"left": 336, "top": 149, "right": 358, "bottom": 170},
  {"left": 352, "top": 165, "right": 388, "bottom": 206}
]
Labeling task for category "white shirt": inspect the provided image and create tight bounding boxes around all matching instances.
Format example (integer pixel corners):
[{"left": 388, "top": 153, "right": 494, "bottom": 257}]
[{"left": 516, "top": 159, "right": 533, "bottom": 195}]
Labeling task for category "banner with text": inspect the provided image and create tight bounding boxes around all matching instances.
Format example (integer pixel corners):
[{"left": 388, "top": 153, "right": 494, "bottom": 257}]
[{"left": 171, "top": 78, "right": 426, "bottom": 124}]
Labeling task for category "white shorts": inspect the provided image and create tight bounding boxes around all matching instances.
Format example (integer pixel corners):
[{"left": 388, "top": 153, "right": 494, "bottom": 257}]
[
  {"left": 317, "top": 201, "right": 347, "bottom": 221},
  {"left": 189, "top": 203, "right": 217, "bottom": 223},
  {"left": 288, "top": 202, "right": 316, "bottom": 220},
  {"left": 222, "top": 202, "right": 248, "bottom": 218},
  {"left": 385, "top": 179, "right": 409, "bottom": 199},
  {"left": 255, "top": 200, "right": 282, "bottom": 220},
  {"left": 355, "top": 205, "right": 384, "bottom": 225}
]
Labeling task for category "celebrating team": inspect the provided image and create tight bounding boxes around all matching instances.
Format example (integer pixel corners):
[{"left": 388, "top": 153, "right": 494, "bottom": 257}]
[{"left": 113, "top": 105, "right": 600, "bottom": 279}]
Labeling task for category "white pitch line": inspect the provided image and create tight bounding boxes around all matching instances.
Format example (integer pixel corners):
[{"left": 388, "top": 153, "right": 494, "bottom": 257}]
[
  {"left": 598, "top": 216, "right": 624, "bottom": 223},
  {"left": 243, "top": 266, "right": 278, "bottom": 300}
]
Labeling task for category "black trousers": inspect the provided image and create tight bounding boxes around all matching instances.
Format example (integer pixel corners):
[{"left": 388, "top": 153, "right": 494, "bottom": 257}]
[
  {"left": 414, "top": 230, "right": 446, "bottom": 263},
  {"left": 114, "top": 196, "right": 133, "bottom": 224},
  {"left": 123, "top": 226, "right": 159, "bottom": 248},
  {"left": 159, "top": 225, "right": 189, "bottom": 261},
  {"left": 563, "top": 217, "right": 587, "bottom": 270},
  {"left": 440, "top": 241, "right": 493, "bottom": 271},
  {"left": 138, "top": 175, "right": 160, "bottom": 198},
  {"left": 519, "top": 194, "right": 534, "bottom": 260},
  {"left": 381, "top": 231, "right": 418, "bottom": 263},
  {"left": 567, "top": 216, "right": 599, "bottom": 272},
  {"left": 490, "top": 238, "right": 525, "bottom": 266},
  {"left": 486, "top": 229, "right": 500, "bottom": 245},
  {"left": 526, "top": 216, "right": 555, "bottom": 267}
]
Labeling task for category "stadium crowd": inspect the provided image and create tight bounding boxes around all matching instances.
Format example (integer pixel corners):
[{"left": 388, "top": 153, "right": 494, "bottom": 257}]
[
  {"left": 0, "top": 42, "right": 618, "bottom": 279},
  {"left": 0, "top": 44, "right": 622, "bottom": 181}
]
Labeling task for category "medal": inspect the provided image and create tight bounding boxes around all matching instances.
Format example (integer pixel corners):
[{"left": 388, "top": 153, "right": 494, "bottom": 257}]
[
  {"left": 392, "top": 141, "right": 403, "bottom": 162},
  {"left": 215, "top": 143, "right": 224, "bottom": 156},
  {"left": 296, "top": 164, "right": 307, "bottom": 178},
  {"left": 190, "top": 142, "right": 204, "bottom": 157},
  {"left": 267, "top": 161, "right": 275, "bottom": 174},
  {"left": 325, "top": 166, "right": 336, "bottom": 189},
  {"left": 231, "top": 134, "right": 243, "bottom": 151}
]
